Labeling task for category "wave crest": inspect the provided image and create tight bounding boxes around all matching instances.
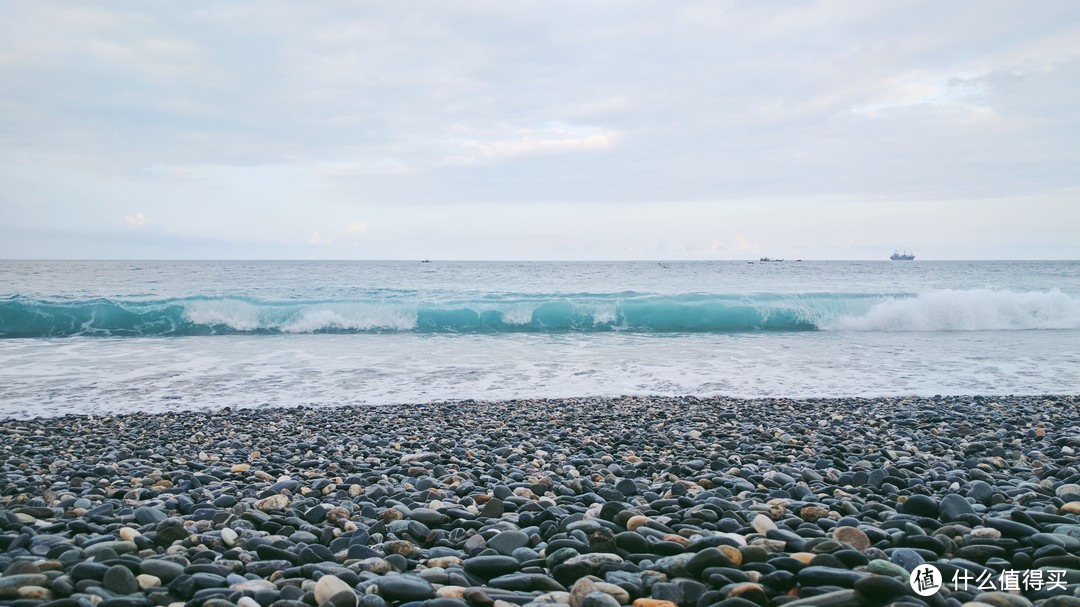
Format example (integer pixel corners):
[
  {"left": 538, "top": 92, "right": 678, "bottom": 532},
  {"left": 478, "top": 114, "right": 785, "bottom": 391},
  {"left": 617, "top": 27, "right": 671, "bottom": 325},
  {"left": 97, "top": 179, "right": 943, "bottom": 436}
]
[{"left": 1, "top": 289, "right": 1077, "bottom": 337}]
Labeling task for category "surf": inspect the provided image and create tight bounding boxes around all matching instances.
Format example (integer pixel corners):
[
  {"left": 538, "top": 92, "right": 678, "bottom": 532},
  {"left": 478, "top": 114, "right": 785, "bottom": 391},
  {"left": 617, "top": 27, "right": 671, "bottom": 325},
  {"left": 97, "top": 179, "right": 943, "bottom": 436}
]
[{"left": 2, "top": 289, "right": 1077, "bottom": 337}]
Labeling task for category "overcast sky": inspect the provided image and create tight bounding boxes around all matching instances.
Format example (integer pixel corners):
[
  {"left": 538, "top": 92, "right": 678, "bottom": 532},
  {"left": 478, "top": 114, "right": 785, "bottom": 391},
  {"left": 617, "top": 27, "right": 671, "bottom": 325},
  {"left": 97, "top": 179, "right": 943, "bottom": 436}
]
[{"left": 2, "top": 1, "right": 1079, "bottom": 260}]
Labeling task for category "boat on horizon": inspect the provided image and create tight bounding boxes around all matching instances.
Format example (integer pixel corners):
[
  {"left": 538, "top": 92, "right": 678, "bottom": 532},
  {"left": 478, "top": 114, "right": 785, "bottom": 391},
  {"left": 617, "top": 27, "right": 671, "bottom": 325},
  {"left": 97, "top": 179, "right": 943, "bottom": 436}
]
[
  {"left": 759, "top": 257, "right": 783, "bottom": 262},
  {"left": 890, "top": 250, "right": 915, "bottom": 261}
]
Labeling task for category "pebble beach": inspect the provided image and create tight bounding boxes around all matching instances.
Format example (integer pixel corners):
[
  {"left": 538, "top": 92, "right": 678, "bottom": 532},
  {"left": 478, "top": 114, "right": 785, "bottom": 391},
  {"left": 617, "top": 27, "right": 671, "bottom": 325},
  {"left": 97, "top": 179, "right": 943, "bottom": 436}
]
[{"left": 2, "top": 395, "right": 1080, "bottom": 607}]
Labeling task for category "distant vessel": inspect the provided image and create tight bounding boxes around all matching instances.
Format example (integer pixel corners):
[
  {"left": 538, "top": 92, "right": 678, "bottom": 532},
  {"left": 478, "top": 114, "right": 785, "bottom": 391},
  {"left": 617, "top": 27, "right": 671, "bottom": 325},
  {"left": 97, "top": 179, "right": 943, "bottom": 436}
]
[
  {"left": 890, "top": 250, "right": 915, "bottom": 261},
  {"left": 420, "top": 259, "right": 431, "bottom": 263},
  {"left": 759, "top": 257, "right": 783, "bottom": 262}
]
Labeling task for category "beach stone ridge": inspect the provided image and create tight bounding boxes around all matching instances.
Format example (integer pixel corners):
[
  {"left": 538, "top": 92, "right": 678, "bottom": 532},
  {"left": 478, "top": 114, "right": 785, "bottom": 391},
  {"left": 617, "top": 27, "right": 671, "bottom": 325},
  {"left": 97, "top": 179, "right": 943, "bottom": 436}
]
[{"left": 0, "top": 394, "right": 1078, "bottom": 607}]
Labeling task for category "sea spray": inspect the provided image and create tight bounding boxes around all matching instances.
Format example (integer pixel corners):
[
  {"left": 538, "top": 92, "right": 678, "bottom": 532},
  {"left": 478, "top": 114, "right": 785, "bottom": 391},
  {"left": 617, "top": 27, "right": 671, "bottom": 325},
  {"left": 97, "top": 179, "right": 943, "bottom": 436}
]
[{"left": 2, "top": 289, "right": 1078, "bottom": 337}]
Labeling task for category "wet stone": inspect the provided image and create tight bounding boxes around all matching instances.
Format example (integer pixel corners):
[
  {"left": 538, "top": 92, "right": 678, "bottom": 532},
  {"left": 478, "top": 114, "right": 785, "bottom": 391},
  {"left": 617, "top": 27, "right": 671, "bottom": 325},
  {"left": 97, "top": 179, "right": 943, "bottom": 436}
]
[
  {"left": 987, "top": 517, "right": 1039, "bottom": 538},
  {"left": 889, "top": 548, "right": 925, "bottom": 573},
  {"left": 133, "top": 507, "right": 168, "bottom": 525},
  {"left": 103, "top": 565, "right": 139, "bottom": 595},
  {"left": 853, "top": 574, "right": 909, "bottom": 602},
  {"left": 900, "top": 495, "right": 938, "bottom": 518},
  {"left": 372, "top": 575, "right": 434, "bottom": 602},
  {"left": 581, "top": 591, "right": 620, "bottom": 607},
  {"left": 939, "top": 493, "right": 976, "bottom": 522},
  {"left": 3, "top": 395, "right": 1080, "bottom": 607},
  {"left": 832, "top": 527, "right": 870, "bottom": 552},
  {"left": 488, "top": 531, "right": 530, "bottom": 556}
]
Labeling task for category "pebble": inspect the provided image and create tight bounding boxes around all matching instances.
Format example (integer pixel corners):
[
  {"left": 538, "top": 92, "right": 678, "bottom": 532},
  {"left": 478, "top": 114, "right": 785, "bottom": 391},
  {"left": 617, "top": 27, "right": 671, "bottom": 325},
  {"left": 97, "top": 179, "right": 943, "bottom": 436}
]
[
  {"left": 487, "top": 531, "right": 530, "bottom": 555},
  {"left": 463, "top": 555, "right": 522, "bottom": 578},
  {"left": 103, "top": 565, "right": 138, "bottom": 595},
  {"left": 254, "top": 494, "right": 291, "bottom": 512},
  {"left": 832, "top": 527, "right": 870, "bottom": 552},
  {"left": 0, "top": 395, "right": 1077, "bottom": 607},
  {"left": 315, "top": 574, "right": 355, "bottom": 606},
  {"left": 372, "top": 575, "right": 434, "bottom": 602},
  {"left": 139, "top": 560, "right": 184, "bottom": 583},
  {"left": 940, "top": 493, "right": 976, "bottom": 522},
  {"left": 752, "top": 514, "right": 777, "bottom": 534},
  {"left": 901, "top": 494, "right": 939, "bottom": 518}
]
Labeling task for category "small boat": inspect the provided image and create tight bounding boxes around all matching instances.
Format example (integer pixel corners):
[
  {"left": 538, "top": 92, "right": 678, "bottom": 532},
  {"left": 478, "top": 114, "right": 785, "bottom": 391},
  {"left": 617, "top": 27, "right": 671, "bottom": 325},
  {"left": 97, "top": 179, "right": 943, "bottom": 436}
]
[
  {"left": 420, "top": 259, "right": 431, "bottom": 263},
  {"left": 890, "top": 250, "right": 915, "bottom": 261},
  {"left": 759, "top": 257, "right": 783, "bottom": 262}
]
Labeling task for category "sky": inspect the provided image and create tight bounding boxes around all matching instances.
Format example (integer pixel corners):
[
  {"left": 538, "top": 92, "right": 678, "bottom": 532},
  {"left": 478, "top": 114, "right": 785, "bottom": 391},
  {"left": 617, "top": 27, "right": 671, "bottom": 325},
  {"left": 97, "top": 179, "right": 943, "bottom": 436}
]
[{"left": 1, "top": 1, "right": 1079, "bottom": 260}]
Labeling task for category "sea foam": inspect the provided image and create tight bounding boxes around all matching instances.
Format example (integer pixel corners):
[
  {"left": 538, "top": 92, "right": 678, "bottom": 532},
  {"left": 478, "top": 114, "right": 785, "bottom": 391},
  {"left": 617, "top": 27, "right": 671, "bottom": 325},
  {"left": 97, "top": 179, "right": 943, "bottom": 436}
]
[{"left": 2, "top": 289, "right": 1078, "bottom": 337}]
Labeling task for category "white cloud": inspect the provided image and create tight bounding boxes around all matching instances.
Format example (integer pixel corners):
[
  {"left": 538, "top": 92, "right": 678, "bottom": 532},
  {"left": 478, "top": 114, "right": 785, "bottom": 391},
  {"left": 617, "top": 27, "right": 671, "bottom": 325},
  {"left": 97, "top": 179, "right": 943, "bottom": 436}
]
[
  {"left": 723, "top": 233, "right": 761, "bottom": 255},
  {"left": 345, "top": 220, "right": 368, "bottom": 234},
  {"left": 322, "top": 158, "right": 411, "bottom": 177},
  {"left": 309, "top": 231, "right": 332, "bottom": 245},
  {"left": 2, "top": 2, "right": 1080, "bottom": 259},
  {"left": 693, "top": 233, "right": 762, "bottom": 257},
  {"left": 124, "top": 211, "right": 147, "bottom": 227},
  {"left": 446, "top": 123, "right": 618, "bottom": 165}
]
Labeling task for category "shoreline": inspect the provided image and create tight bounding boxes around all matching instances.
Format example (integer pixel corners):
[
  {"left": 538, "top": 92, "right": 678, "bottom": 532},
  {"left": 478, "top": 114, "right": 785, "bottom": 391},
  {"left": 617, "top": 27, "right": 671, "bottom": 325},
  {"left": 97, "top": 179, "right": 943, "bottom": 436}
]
[
  {"left": 2, "top": 395, "right": 1080, "bottom": 606},
  {"left": 5, "top": 393, "right": 1080, "bottom": 422}
]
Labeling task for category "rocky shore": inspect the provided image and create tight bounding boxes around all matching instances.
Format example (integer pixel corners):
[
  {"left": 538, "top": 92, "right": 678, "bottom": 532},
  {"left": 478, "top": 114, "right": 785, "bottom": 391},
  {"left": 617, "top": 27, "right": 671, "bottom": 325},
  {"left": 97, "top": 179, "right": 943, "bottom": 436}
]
[{"left": 2, "top": 395, "right": 1080, "bottom": 607}]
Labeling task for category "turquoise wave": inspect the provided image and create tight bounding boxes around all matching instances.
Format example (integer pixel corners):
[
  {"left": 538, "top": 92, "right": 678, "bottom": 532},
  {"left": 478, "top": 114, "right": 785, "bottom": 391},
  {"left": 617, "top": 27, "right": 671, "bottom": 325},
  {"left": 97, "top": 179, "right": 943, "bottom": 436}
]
[
  {"left": 3, "top": 289, "right": 1076, "bottom": 337},
  {"left": 0, "top": 293, "right": 869, "bottom": 337}
]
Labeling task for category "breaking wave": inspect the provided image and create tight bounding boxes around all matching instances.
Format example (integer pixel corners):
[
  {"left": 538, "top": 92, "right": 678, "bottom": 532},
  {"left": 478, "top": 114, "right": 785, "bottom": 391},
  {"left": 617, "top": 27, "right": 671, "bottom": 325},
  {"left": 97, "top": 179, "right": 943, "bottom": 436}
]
[{"left": 1, "top": 289, "right": 1078, "bottom": 337}]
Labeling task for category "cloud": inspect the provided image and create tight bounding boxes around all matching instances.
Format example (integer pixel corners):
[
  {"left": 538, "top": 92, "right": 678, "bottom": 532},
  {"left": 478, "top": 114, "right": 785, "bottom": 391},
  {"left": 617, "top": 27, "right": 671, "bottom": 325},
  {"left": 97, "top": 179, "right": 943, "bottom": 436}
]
[
  {"left": 723, "top": 233, "right": 761, "bottom": 255},
  {"left": 446, "top": 123, "right": 619, "bottom": 165},
  {"left": 1, "top": 2, "right": 1079, "bottom": 259},
  {"left": 345, "top": 220, "right": 368, "bottom": 234},
  {"left": 124, "top": 211, "right": 147, "bottom": 227},
  {"left": 308, "top": 231, "right": 332, "bottom": 245},
  {"left": 693, "top": 233, "right": 762, "bottom": 257},
  {"left": 322, "top": 158, "right": 410, "bottom": 177},
  {"left": 4, "top": 2, "right": 1078, "bottom": 204}
]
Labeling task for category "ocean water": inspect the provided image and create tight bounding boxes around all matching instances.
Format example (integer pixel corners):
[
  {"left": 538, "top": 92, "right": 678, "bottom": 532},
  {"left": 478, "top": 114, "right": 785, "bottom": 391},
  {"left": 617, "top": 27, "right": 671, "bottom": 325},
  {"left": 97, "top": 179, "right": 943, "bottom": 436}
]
[{"left": 1, "top": 260, "right": 1078, "bottom": 417}]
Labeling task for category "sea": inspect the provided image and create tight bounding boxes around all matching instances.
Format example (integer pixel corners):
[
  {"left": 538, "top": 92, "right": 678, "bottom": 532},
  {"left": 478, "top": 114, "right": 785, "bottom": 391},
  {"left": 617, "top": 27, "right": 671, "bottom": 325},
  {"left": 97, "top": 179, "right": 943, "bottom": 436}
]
[{"left": 1, "top": 260, "right": 1078, "bottom": 418}]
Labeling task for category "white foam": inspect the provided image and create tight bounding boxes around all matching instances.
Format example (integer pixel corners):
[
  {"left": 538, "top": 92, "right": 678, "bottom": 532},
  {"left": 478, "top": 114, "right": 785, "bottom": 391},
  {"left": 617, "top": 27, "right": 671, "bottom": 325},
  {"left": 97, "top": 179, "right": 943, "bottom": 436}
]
[
  {"left": 498, "top": 303, "right": 537, "bottom": 326},
  {"left": 182, "top": 300, "right": 418, "bottom": 332},
  {"left": 279, "top": 305, "right": 417, "bottom": 332},
  {"left": 2, "top": 330, "right": 1077, "bottom": 418},
  {"left": 825, "top": 289, "right": 1080, "bottom": 331},
  {"left": 589, "top": 302, "right": 619, "bottom": 326},
  {"left": 182, "top": 299, "right": 265, "bottom": 331}
]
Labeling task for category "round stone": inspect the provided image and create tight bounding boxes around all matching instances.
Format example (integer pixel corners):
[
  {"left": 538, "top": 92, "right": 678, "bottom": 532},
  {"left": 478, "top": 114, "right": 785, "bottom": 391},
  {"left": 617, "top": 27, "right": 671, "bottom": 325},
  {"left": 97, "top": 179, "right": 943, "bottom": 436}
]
[
  {"left": 315, "top": 575, "right": 355, "bottom": 605},
  {"left": 463, "top": 555, "right": 520, "bottom": 578},
  {"left": 1060, "top": 502, "right": 1080, "bottom": 515},
  {"left": 854, "top": 575, "right": 908, "bottom": 602},
  {"left": 373, "top": 575, "right": 434, "bottom": 602},
  {"left": 1056, "top": 484, "right": 1080, "bottom": 498},
  {"left": 581, "top": 591, "right": 621, "bottom": 607},
  {"left": 255, "top": 494, "right": 291, "bottom": 512},
  {"left": 139, "top": 559, "right": 185, "bottom": 583},
  {"left": 900, "top": 495, "right": 939, "bottom": 518},
  {"left": 889, "top": 548, "right": 925, "bottom": 573},
  {"left": 103, "top": 565, "right": 139, "bottom": 595},
  {"left": 751, "top": 514, "right": 777, "bottom": 534},
  {"left": 487, "top": 530, "right": 530, "bottom": 556},
  {"left": 833, "top": 527, "right": 871, "bottom": 552},
  {"left": 939, "top": 494, "right": 976, "bottom": 522}
]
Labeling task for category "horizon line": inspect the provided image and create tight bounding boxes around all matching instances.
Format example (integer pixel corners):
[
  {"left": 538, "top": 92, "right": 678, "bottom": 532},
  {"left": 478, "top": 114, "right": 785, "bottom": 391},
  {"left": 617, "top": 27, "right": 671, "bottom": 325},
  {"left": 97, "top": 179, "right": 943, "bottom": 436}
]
[{"left": 2, "top": 258, "right": 1078, "bottom": 263}]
